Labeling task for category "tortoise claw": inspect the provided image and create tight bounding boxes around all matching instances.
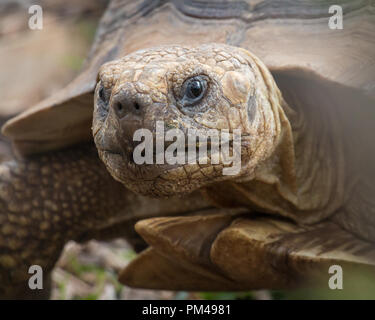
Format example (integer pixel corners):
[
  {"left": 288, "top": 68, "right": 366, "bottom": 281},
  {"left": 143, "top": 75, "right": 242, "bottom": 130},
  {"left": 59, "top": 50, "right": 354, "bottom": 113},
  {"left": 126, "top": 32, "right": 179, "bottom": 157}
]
[{"left": 119, "top": 247, "right": 242, "bottom": 291}]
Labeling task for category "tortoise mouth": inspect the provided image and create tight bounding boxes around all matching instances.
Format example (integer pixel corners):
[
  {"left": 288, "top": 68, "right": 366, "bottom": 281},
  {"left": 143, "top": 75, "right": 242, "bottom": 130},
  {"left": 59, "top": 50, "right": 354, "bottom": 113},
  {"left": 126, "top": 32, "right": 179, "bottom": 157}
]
[
  {"left": 97, "top": 148, "right": 226, "bottom": 197},
  {"left": 98, "top": 148, "right": 181, "bottom": 181},
  {"left": 101, "top": 149, "right": 122, "bottom": 157},
  {"left": 95, "top": 132, "right": 248, "bottom": 196}
]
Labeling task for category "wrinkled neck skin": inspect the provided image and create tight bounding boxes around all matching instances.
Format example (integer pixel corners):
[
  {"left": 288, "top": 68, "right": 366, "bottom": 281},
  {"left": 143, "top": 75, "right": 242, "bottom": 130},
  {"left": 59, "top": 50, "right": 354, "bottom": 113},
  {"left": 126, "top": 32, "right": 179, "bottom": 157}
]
[{"left": 203, "top": 94, "right": 346, "bottom": 225}]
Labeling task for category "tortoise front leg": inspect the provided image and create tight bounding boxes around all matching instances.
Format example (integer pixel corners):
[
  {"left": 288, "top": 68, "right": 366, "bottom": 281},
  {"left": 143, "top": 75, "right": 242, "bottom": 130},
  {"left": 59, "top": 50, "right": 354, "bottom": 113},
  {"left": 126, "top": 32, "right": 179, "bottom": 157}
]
[
  {"left": 0, "top": 144, "right": 133, "bottom": 298},
  {"left": 120, "top": 212, "right": 375, "bottom": 292}
]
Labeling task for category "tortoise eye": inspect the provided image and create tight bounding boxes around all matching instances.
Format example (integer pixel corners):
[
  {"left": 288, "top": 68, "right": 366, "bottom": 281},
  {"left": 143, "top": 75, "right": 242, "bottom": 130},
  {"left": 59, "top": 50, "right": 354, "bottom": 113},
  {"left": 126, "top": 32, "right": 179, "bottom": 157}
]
[
  {"left": 187, "top": 80, "right": 203, "bottom": 99},
  {"left": 97, "top": 83, "right": 110, "bottom": 104},
  {"left": 97, "top": 83, "right": 110, "bottom": 114},
  {"left": 181, "top": 76, "right": 208, "bottom": 105},
  {"left": 99, "top": 86, "right": 105, "bottom": 100}
]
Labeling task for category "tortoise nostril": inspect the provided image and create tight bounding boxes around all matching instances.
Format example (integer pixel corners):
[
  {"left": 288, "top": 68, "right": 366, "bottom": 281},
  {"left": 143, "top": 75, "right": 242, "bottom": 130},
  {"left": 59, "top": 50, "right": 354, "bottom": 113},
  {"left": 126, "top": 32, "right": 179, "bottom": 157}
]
[
  {"left": 114, "top": 100, "right": 141, "bottom": 118},
  {"left": 116, "top": 102, "right": 123, "bottom": 111},
  {"left": 112, "top": 91, "right": 143, "bottom": 119},
  {"left": 114, "top": 101, "right": 127, "bottom": 118}
]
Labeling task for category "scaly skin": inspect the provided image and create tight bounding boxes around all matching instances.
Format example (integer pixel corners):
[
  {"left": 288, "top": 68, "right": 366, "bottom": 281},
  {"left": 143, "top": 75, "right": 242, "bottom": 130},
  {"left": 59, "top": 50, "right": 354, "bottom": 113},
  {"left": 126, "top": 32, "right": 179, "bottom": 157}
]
[
  {"left": 0, "top": 143, "right": 210, "bottom": 299},
  {"left": 93, "top": 43, "right": 345, "bottom": 227},
  {"left": 0, "top": 144, "right": 126, "bottom": 298},
  {"left": 93, "top": 44, "right": 282, "bottom": 197}
]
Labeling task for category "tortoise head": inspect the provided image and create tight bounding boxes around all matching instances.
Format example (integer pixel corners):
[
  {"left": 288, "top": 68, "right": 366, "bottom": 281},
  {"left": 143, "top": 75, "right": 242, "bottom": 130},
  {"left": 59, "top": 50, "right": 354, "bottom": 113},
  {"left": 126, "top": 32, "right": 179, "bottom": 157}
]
[{"left": 93, "top": 44, "right": 285, "bottom": 197}]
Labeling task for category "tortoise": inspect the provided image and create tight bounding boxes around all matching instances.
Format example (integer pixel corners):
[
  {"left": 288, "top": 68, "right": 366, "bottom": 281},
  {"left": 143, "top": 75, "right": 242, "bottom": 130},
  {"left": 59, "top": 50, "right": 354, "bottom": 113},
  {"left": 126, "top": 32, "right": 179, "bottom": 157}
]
[{"left": 1, "top": 0, "right": 375, "bottom": 299}]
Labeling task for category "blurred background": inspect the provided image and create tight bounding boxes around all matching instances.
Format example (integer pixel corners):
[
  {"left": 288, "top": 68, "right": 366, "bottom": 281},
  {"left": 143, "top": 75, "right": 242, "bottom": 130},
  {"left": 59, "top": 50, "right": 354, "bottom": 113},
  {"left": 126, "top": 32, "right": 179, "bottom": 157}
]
[{"left": 1, "top": 0, "right": 374, "bottom": 300}]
